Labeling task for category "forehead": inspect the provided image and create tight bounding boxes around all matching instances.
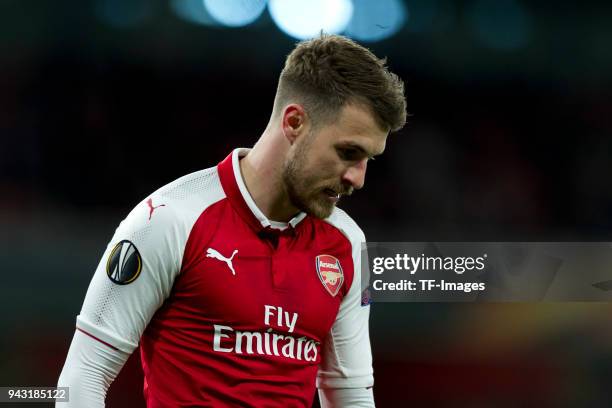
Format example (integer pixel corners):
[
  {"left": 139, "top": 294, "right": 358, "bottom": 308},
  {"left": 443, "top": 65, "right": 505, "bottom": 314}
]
[{"left": 322, "top": 103, "right": 388, "bottom": 155}]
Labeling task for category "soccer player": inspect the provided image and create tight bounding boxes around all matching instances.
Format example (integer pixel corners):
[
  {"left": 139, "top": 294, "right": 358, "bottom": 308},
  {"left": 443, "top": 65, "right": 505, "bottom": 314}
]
[{"left": 57, "top": 34, "right": 406, "bottom": 407}]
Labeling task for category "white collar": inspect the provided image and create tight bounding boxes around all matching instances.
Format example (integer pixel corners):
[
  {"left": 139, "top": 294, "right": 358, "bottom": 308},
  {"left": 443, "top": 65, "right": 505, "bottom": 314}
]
[{"left": 231, "top": 148, "right": 307, "bottom": 230}]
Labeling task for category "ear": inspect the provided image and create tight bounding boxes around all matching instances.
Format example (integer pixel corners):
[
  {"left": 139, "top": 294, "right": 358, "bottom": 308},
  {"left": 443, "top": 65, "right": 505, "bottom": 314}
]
[{"left": 281, "top": 104, "right": 307, "bottom": 145}]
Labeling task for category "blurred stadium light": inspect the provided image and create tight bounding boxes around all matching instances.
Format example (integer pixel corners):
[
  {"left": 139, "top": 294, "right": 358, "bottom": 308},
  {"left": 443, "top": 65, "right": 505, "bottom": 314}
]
[
  {"left": 203, "top": 0, "right": 267, "bottom": 27},
  {"left": 93, "top": 0, "right": 537, "bottom": 49},
  {"left": 168, "top": 0, "right": 411, "bottom": 43},
  {"left": 268, "top": 0, "right": 354, "bottom": 40},
  {"left": 94, "top": 0, "right": 154, "bottom": 28},
  {"left": 170, "top": 0, "right": 220, "bottom": 27},
  {"left": 344, "top": 0, "right": 407, "bottom": 42},
  {"left": 466, "top": 0, "right": 533, "bottom": 50}
]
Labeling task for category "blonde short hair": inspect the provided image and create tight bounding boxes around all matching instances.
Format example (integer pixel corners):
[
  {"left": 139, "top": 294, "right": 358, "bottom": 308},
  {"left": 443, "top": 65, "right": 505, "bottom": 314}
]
[{"left": 275, "top": 34, "right": 407, "bottom": 132}]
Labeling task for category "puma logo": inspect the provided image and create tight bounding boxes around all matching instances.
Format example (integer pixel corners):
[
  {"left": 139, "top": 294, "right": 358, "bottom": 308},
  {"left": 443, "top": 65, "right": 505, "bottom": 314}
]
[
  {"left": 146, "top": 198, "right": 166, "bottom": 220},
  {"left": 206, "top": 248, "right": 238, "bottom": 276}
]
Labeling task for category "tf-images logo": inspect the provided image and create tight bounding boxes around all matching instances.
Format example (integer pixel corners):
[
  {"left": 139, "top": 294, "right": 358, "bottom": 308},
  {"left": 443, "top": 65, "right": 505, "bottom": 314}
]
[{"left": 106, "top": 240, "right": 142, "bottom": 285}]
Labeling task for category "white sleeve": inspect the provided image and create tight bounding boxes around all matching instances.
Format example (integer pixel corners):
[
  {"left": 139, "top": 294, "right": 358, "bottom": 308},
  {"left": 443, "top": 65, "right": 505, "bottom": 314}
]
[
  {"left": 318, "top": 209, "right": 374, "bottom": 401},
  {"left": 57, "top": 193, "right": 186, "bottom": 406},
  {"left": 56, "top": 329, "right": 129, "bottom": 407},
  {"left": 318, "top": 387, "right": 374, "bottom": 408},
  {"left": 76, "top": 195, "right": 184, "bottom": 352}
]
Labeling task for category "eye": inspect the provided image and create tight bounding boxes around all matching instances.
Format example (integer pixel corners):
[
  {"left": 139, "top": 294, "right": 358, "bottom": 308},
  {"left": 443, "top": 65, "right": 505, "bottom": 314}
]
[{"left": 337, "top": 147, "right": 361, "bottom": 161}]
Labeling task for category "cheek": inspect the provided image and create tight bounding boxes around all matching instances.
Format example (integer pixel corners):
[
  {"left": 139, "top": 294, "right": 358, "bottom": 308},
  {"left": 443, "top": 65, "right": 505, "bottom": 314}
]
[
  {"left": 303, "top": 161, "right": 338, "bottom": 186},
  {"left": 312, "top": 154, "right": 342, "bottom": 176}
]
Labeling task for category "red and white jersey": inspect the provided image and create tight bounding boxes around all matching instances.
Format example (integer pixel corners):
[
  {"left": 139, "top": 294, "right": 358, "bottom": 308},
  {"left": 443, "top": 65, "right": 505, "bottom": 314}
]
[{"left": 76, "top": 149, "right": 373, "bottom": 407}]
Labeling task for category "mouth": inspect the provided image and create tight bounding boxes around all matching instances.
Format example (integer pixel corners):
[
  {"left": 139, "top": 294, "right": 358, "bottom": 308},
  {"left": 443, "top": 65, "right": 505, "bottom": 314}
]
[{"left": 323, "top": 188, "right": 341, "bottom": 203}]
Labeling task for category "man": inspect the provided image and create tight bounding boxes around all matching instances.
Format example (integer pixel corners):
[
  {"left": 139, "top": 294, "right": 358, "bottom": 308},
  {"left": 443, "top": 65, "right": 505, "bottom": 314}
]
[{"left": 57, "top": 34, "right": 406, "bottom": 407}]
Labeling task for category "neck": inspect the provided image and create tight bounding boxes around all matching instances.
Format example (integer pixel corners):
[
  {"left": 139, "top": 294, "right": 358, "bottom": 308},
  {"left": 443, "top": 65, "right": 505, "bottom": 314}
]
[{"left": 239, "top": 127, "right": 301, "bottom": 223}]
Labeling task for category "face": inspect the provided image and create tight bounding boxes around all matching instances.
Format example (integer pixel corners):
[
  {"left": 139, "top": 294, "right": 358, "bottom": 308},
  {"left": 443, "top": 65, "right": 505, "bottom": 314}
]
[{"left": 282, "top": 103, "right": 388, "bottom": 219}]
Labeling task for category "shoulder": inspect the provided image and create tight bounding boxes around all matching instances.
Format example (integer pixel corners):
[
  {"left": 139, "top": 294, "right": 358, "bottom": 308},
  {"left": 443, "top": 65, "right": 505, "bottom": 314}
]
[
  {"left": 151, "top": 166, "right": 225, "bottom": 212},
  {"left": 129, "top": 166, "right": 225, "bottom": 227},
  {"left": 323, "top": 207, "right": 366, "bottom": 245},
  {"left": 112, "top": 166, "right": 226, "bottom": 261}
]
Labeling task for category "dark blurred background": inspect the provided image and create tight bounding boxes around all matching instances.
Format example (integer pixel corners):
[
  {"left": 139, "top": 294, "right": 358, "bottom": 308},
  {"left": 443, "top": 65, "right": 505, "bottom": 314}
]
[{"left": 1, "top": 0, "right": 612, "bottom": 406}]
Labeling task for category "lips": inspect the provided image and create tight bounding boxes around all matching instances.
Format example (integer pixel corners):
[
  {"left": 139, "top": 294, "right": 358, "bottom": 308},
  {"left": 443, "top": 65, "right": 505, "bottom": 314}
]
[
  {"left": 323, "top": 188, "right": 341, "bottom": 204},
  {"left": 324, "top": 188, "right": 340, "bottom": 198}
]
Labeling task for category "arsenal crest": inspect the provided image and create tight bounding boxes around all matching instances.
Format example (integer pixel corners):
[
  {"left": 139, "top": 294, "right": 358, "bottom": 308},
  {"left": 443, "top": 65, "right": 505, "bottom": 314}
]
[{"left": 316, "top": 255, "right": 344, "bottom": 297}]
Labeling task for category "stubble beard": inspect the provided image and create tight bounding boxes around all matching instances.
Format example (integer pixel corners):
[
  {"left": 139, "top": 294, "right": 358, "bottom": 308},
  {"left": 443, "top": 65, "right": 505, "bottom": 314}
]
[{"left": 282, "top": 138, "right": 336, "bottom": 220}]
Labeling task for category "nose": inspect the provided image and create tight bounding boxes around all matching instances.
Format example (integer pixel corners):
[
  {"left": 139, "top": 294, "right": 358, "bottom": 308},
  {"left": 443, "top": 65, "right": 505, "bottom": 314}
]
[{"left": 341, "top": 159, "right": 368, "bottom": 190}]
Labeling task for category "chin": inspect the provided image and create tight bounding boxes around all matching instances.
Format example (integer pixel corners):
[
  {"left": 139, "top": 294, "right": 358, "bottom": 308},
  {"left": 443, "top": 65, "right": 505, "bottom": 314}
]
[
  {"left": 289, "top": 189, "right": 335, "bottom": 220},
  {"left": 304, "top": 200, "right": 335, "bottom": 220}
]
